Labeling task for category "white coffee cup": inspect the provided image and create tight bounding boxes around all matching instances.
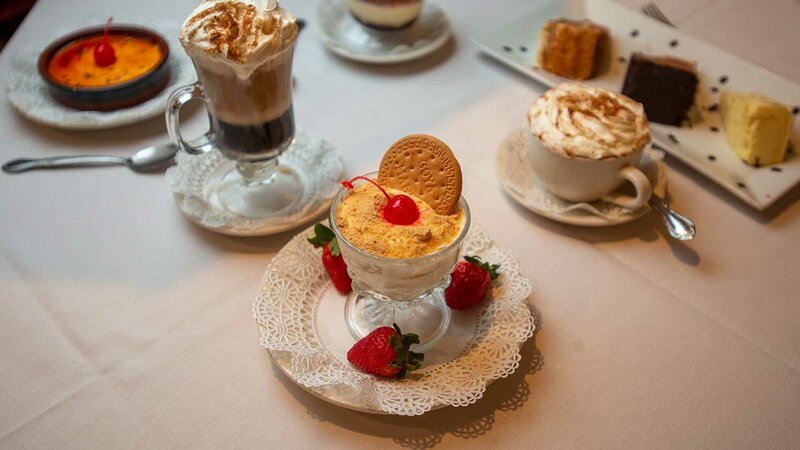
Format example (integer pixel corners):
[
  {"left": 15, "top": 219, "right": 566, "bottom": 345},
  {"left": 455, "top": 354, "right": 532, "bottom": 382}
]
[
  {"left": 526, "top": 130, "right": 652, "bottom": 209},
  {"left": 527, "top": 83, "right": 653, "bottom": 210}
]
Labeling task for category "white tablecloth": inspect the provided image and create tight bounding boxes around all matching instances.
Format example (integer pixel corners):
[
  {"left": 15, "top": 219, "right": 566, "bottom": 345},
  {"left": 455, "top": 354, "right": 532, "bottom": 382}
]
[{"left": 2, "top": 0, "right": 800, "bottom": 448}]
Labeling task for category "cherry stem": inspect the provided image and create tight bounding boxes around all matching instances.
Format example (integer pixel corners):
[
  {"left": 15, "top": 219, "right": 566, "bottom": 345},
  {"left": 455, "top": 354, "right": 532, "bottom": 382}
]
[
  {"left": 340, "top": 176, "right": 391, "bottom": 202},
  {"left": 103, "top": 16, "right": 113, "bottom": 41}
]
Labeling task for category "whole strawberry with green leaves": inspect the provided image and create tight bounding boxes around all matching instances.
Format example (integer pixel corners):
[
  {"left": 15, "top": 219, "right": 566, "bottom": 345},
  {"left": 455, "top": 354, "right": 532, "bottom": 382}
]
[
  {"left": 347, "top": 323, "right": 424, "bottom": 378},
  {"left": 444, "top": 255, "right": 501, "bottom": 310},
  {"left": 307, "top": 223, "right": 352, "bottom": 294}
]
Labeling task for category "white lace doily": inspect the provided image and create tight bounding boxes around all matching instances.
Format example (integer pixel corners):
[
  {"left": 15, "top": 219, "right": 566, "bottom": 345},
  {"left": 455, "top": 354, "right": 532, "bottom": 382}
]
[
  {"left": 496, "top": 128, "right": 668, "bottom": 225},
  {"left": 317, "top": 0, "right": 451, "bottom": 63},
  {"left": 4, "top": 20, "right": 194, "bottom": 130},
  {"left": 166, "top": 131, "right": 343, "bottom": 236},
  {"left": 253, "top": 223, "right": 535, "bottom": 416}
]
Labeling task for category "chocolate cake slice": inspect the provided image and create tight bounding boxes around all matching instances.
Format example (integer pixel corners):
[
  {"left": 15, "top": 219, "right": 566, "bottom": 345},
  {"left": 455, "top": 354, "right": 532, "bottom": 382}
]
[{"left": 621, "top": 52, "right": 699, "bottom": 126}]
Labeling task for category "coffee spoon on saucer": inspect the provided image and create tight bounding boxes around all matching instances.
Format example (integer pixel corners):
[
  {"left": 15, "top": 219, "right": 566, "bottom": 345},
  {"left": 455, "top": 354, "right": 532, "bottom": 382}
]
[{"left": 2, "top": 143, "right": 177, "bottom": 174}]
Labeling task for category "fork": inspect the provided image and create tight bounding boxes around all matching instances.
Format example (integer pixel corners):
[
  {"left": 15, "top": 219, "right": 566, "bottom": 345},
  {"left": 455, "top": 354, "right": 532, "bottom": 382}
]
[{"left": 642, "top": 2, "right": 675, "bottom": 27}]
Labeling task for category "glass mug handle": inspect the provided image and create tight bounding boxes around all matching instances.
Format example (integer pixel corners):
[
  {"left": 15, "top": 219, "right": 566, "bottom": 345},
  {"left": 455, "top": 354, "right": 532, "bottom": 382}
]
[{"left": 165, "top": 82, "right": 215, "bottom": 155}]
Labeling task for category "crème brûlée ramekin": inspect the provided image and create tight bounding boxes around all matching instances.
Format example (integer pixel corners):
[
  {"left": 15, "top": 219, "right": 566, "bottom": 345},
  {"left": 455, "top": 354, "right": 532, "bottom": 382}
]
[{"left": 347, "top": 0, "right": 423, "bottom": 30}]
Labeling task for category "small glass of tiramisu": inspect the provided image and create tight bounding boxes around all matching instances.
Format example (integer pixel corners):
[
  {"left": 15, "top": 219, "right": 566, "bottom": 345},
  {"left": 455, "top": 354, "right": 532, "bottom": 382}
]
[{"left": 347, "top": 0, "right": 423, "bottom": 30}]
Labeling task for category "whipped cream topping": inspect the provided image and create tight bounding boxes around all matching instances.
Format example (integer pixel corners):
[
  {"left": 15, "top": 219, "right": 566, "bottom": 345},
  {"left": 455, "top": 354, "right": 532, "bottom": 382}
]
[
  {"left": 528, "top": 83, "right": 650, "bottom": 159},
  {"left": 180, "top": 0, "right": 297, "bottom": 79}
]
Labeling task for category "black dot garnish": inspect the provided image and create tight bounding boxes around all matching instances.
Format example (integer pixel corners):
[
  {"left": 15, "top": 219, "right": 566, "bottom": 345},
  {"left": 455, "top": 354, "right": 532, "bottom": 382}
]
[
  {"left": 708, "top": 155, "right": 717, "bottom": 161},
  {"left": 710, "top": 126, "right": 719, "bottom": 132},
  {"left": 771, "top": 167, "right": 783, "bottom": 172},
  {"left": 519, "top": 46, "right": 528, "bottom": 52},
  {"left": 719, "top": 75, "right": 728, "bottom": 84},
  {"left": 669, "top": 39, "right": 679, "bottom": 48},
  {"left": 711, "top": 87, "right": 719, "bottom": 93},
  {"left": 618, "top": 56, "right": 626, "bottom": 63},
  {"left": 754, "top": 157, "right": 761, "bottom": 168},
  {"left": 667, "top": 134, "right": 679, "bottom": 144},
  {"left": 631, "top": 29, "right": 639, "bottom": 37},
  {"left": 502, "top": 46, "right": 512, "bottom": 52},
  {"left": 707, "top": 103, "right": 719, "bottom": 112},
  {"left": 737, "top": 182, "right": 746, "bottom": 188},
  {"left": 793, "top": 106, "right": 799, "bottom": 115}
]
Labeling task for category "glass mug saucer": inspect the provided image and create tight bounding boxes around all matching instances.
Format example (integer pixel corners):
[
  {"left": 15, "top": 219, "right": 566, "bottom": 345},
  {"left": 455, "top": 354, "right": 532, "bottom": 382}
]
[{"left": 329, "top": 173, "right": 471, "bottom": 351}]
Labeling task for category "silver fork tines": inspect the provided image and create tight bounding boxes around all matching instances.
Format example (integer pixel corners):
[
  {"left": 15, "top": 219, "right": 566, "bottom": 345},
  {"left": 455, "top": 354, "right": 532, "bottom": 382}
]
[{"left": 642, "top": 2, "right": 675, "bottom": 27}]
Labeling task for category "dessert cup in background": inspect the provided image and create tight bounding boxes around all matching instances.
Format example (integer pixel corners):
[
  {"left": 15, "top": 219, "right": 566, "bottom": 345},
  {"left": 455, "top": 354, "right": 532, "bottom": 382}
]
[
  {"left": 330, "top": 173, "right": 471, "bottom": 351},
  {"left": 166, "top": 0, "right": 301, "bottom": 219},
  {"left": 347, "top": 0, "right": 423, "bottom": 30},
  {"left": 527, "top": 83, "right": 653, "bottom": 209}
]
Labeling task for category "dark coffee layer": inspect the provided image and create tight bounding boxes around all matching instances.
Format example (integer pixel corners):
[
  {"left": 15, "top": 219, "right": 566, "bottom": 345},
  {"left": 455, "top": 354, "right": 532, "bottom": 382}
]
[{"left": 212, "top": 106, "right": 295, "bottom": 159}]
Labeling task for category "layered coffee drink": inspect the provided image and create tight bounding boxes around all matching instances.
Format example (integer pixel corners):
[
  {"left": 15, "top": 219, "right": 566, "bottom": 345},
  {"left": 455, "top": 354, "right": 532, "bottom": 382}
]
[{"left": 180, "top": 0, "right": 298, "bottom": 161}]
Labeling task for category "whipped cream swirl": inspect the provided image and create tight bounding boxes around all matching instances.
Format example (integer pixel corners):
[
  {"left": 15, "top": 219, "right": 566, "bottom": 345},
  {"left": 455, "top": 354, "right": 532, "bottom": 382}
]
[
  {"left": 528, "top": 84, "right": 650, "bottom": 159},
  {"left": 180, "top": 0, "right": 297, "bottom": 79}
]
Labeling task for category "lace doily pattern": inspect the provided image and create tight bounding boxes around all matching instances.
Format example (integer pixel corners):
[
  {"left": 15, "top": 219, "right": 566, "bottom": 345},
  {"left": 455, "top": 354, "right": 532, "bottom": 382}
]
[
  {"left": 497, "top": 128, "right": 667, "bottom": 221},
  {"left": 253, "top": 223, "right": 535, "bottom": 416},
  {"left": 166, "top": 131, "right": 344, "bottom": 236},
  {"left": 4, "top": 20, "right": 194, "bottom": 130}
]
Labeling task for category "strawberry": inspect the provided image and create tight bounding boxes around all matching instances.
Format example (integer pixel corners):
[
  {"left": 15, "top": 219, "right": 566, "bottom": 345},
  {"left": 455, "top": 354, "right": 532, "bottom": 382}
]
[
  {"left": 444, "top": 255, "right": 501, "bottom": 310},
  {"left": 347, "top": 323, "right": 424, "bottom": 378},
  {"left": 307, "top": 223, "right": 352, "bottom": 294}
]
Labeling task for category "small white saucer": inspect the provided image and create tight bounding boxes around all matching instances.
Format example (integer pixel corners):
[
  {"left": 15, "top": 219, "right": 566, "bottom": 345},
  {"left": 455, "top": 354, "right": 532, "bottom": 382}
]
[
  {"left": 166, "top": 131, "right": 344, "bottom": 237},
  {"left": 317, "top": 0, "right": 451, "bottom": 64},
  {"left": 496, "top": 129, "right": 668, "bottom": 227}
]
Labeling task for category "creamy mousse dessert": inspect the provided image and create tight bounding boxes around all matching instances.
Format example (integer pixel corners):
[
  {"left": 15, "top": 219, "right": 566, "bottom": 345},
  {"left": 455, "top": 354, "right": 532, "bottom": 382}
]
[
  {"left": 720, "top": 90, "right": 794, "bottom": 166},
  {"left": 347, "top": 0, "right": 423, "bottom": 30},
  {"left": 336, "top": 183, "right": 464, "bottom": 259}
]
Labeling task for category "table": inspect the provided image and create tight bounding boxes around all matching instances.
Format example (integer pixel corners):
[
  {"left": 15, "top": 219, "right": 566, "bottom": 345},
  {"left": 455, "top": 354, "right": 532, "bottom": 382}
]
[{"left": 2, "top": 0, "right": 799, "bottom": 448}]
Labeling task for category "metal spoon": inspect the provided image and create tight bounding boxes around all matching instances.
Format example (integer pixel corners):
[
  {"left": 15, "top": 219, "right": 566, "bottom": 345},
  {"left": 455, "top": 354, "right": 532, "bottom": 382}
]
[
  {"left": 2, "top": 143, "right": 178, "bottom": 174},
  {"left": 649, "top": 194, "right": 696, "bottom": 241}
]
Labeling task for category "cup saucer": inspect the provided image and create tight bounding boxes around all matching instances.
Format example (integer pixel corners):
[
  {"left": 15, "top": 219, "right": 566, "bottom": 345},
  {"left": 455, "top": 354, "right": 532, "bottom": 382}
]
[
  {"left": 166, "top": 130, "right": 344, "bottom": 236},
  {"left": 496, "top": 129, "right": 668, "bottom": 227},
  {"left": 317, "top": 0, "right": 451, "bottom": 64}
]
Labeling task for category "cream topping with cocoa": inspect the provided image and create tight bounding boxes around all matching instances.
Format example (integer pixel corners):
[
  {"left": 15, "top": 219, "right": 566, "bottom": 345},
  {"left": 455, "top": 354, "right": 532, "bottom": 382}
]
[
  {"left": 528, "top": 83, "right": 650, "bottom": 159},
  {"left": 336, "top": 184, "right": 464, "bottom": 259},
  {"left": 180, "top": 0, "right": 297, "bottom": 79}
]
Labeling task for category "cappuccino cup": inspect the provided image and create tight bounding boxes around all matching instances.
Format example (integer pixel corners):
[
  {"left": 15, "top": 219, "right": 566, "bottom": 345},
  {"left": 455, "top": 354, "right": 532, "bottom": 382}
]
[{"left": 527, "top": 83, "right": 653, "bottom": 210}]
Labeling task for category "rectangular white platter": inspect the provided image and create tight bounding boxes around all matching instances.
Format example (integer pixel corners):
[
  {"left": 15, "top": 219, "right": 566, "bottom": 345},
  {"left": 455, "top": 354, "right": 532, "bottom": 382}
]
[{"left": 472, "top": 0, "right": 800, "bottom": 210}]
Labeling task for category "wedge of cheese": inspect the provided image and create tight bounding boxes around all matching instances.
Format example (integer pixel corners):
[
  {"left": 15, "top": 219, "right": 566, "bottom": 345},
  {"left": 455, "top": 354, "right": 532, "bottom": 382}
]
[{"left": 720, "top": 90, "right": 793, "bottom": 166}]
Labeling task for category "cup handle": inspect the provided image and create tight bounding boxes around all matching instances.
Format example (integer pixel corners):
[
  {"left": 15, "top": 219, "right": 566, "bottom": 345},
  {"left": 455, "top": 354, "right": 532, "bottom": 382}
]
[
  {"left": 601, "top": 166, "right": 652, "bottom": 210},
  {"left": 165, "top": 82, "right": 214, "bottom": 155}
]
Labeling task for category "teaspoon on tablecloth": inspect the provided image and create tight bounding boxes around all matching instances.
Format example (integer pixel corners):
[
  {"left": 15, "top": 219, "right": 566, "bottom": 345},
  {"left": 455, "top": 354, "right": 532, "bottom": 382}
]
[
  {"left": 649, "top": 194, "right": 696, "bottom": 241},
  {"left": 2, "top": 143, "right": 178, "bottom": 174}
]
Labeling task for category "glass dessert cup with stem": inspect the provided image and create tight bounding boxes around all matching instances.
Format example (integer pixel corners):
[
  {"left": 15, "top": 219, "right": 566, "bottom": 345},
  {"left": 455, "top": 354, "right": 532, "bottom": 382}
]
[
  {"left": 329, "top": 173, "right": 471, "bottom": 351},
  {"left": 165, "top": 45, "right": 300, "bottom": 219}
]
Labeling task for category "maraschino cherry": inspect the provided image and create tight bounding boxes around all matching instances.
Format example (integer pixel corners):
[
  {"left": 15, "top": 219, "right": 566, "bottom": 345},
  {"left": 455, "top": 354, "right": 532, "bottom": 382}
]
[
  {"left": 94, "top": 17, "right": 116, "bottom": 67},
  {"left": 341, "top": 176, "right": 420, "bottom": 225}
]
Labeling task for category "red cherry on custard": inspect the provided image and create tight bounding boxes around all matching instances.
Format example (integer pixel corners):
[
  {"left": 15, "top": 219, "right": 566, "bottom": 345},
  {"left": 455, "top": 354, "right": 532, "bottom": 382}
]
[
  {"left": 94, "top": 42, "right": 116, "bottom": 67},
  {"left": 382, "top": 195, "right": 420, "bottom": 225},
  {"left": 341, "top": 176, "right": 420, "bottom": 226}
]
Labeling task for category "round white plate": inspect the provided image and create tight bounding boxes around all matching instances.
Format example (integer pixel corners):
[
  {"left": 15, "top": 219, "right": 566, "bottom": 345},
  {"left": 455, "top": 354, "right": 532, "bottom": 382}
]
[
  {"left": 317, "top": 0, "right": 451, "bottom": 64},
  {"left": 166, "top": 131, "right": 343, "bottom": 237},
  {"left": 253, "top": 223, "right": 535, "bottom": 416},
  {"left": 496, "top": 129, "right": 667, "bottom": 227},
  {"left": 4, "top": 22, "right": 194, "bottom": 130}
]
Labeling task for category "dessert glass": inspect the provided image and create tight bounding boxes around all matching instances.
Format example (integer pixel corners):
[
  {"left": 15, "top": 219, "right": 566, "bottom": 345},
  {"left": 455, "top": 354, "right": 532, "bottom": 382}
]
[{"left": 329, "top": 173, "right": 471, "bottom": 351}]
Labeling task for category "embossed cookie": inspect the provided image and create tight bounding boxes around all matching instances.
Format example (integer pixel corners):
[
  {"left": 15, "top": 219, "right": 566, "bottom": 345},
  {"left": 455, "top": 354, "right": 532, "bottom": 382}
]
[{"left": 378, "top": 134, "right": 462, "bottom": 215}]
